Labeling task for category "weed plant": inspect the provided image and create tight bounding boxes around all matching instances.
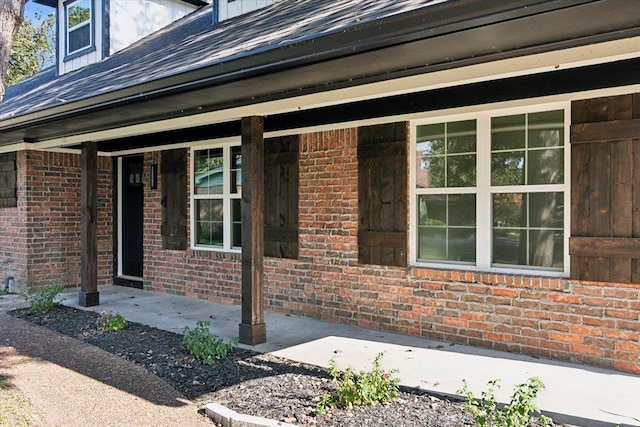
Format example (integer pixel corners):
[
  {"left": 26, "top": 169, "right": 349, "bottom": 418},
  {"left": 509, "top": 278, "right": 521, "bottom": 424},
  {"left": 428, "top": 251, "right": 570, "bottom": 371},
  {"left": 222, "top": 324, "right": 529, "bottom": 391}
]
[
  {"left": 96, "top": 311, "right": 128, "bottom": 331},
  {"left": 458, "top": 377, "right": 553, "bottom": 427},
  {"left": 315, "top": 352, "right": 399, "bottom": 415},
  {"left": 182, "top": 320, "right": 237, "bottom": 365},
  {"left": 23, "top": 284, "right": 64, "bottom": 314}
]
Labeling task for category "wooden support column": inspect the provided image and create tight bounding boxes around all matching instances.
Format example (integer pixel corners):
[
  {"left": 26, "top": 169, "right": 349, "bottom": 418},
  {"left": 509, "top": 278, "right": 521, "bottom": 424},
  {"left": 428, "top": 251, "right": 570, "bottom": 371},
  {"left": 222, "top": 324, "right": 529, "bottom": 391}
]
[
  {"left": 239, "top": 116, "right": 266, "bottom": 345},
  {"left": 79, "top": 141, "right": 99, "bottom": 307}
]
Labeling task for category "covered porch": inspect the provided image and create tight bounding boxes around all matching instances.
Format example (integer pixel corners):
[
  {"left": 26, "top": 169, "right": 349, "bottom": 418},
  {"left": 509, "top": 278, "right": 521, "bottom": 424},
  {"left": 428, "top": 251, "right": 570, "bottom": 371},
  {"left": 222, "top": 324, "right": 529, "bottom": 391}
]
[{"left": 55, "top": 284, "right": 640, "bottom": 427}]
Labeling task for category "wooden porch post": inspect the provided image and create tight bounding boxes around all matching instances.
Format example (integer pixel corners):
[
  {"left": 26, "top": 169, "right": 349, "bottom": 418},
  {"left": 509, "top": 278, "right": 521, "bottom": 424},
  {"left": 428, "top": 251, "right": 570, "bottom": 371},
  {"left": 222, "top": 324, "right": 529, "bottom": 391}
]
[
  {"left": 239, "top": 116, "right": 266, "bottom": 345},
  {"left": 79, "top": 141, "right": 99, "bottom": 307}
]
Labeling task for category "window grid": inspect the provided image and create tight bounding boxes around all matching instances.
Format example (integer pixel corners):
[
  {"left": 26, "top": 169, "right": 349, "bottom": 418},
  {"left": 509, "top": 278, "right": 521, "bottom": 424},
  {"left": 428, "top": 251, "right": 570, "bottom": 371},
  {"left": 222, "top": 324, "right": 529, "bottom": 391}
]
[
  {"left": 191, "top": 143, "right": 242, "bottom": 252},
  {"left": 412, "top": 103, "right": 569, "bottom": 276}
]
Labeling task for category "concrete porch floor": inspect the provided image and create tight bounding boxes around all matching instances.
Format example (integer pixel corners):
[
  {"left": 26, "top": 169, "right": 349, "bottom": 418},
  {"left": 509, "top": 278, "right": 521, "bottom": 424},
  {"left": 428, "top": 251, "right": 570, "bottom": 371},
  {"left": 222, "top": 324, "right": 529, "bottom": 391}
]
[{"left": 61, "top": 285, "right": 640, "bottom": 427}]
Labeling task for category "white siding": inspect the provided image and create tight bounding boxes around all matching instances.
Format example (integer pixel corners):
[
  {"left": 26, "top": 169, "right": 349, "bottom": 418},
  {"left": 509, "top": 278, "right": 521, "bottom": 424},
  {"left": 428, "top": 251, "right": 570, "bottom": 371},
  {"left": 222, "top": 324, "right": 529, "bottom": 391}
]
[
  {"left": 58, "top": 0, "right": 103, "bottom": 75},
  {"left": 217, "top": 0, "right": 279, "bottom": 21},
  {"left": 110, "top": 0, "right": 198, "bottom": 55},
  {"left": 57, "top": 0, "right": 198, "bottom": 75}
]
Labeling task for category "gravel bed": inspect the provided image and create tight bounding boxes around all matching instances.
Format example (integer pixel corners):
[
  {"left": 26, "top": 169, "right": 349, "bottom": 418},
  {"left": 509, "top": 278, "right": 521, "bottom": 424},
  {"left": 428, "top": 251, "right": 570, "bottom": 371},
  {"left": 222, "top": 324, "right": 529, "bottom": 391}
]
[{"left": 12, "top": 306, "right": 549, "bottom": 427}]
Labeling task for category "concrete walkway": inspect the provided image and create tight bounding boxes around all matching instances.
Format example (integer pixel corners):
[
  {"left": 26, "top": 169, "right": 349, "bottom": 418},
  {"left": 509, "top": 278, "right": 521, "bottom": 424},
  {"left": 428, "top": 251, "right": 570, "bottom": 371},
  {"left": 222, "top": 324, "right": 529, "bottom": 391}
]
[{"left": 55, "top": 285, "right": 640, "bottom": 427}]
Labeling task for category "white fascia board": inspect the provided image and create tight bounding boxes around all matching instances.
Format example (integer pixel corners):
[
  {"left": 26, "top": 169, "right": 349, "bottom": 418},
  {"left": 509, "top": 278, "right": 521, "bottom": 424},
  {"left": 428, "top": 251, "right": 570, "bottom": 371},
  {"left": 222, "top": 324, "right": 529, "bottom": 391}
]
[{"left": 28, "top": 35, "right": 640, "bottom": 151}]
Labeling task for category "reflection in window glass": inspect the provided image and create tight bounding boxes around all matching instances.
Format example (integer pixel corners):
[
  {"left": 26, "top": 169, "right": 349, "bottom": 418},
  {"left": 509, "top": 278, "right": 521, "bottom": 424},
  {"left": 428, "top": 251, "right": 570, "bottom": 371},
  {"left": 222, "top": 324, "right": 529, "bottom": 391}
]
[
  {"left": 66, "top": 0, "right": 92, "bottom": 54},
  {"left": 491, "top": 110, "right": 564, "bottom": 187},
  {"left": 196, "top": 200, "right": 223, "bottom": 246},
  {"left": 416, "top": 120, "right": 476, "bottom": 189},
  {"left": 414, "top": 107, "right": 566, "bottom": 273},
  {"left": 193, "top": 145, "right": 243, "bottom": 250},
  {"left": 418, "top": 194, "right": 476, "bottom": 263},
  {"left": 492, "top": 192, "right": 563, "bottom": 268},
  {"left": 194, "top": 148, "right": 223, "bottom": 195}
]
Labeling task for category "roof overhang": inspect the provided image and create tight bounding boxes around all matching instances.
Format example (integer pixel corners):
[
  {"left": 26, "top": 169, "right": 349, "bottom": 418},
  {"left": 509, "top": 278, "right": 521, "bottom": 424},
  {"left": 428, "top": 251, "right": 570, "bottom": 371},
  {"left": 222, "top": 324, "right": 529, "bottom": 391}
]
[
  {"left": 34, "top": 0, "right": 208, "bottom": 7},
  {"left": 7, "top": 0, "right": 640, "bottom": 149}
]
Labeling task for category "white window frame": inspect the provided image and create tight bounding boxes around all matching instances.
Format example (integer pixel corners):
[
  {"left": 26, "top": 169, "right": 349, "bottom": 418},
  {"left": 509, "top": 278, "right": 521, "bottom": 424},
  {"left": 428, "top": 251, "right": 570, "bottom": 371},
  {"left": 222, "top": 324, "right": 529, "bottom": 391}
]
[
  {"left": 410, "top": 102, "right": 571, "bottom": 277},
  {"left": 190, "top": 142, "right": 242, "bottom": 253},
  {"left": 65, "top": 0, "right": 93, "bottom": 57}
]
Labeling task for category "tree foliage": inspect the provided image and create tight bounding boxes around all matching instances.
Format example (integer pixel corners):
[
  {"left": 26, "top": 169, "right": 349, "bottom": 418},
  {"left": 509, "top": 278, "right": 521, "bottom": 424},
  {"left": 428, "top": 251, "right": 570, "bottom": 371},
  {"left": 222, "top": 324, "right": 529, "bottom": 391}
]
[
  {"left": 7, "top": 12, "right": 54, "bottom": 87},
  {"left": 0, "top": 0, "right": 27, "bottom": 100}
]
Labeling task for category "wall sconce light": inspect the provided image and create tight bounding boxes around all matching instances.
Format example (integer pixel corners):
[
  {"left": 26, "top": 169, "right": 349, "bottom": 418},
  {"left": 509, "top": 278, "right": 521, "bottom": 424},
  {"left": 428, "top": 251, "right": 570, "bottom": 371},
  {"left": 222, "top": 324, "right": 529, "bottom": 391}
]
[{"left": 150, "top": 164, "right": 158, "bottom": 189}]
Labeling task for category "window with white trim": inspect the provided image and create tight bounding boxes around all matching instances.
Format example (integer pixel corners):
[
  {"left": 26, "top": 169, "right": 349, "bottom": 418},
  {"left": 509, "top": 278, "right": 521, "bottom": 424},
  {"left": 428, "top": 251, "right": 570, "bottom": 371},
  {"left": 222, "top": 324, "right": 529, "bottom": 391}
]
[
  {"left": 192, "top": 144, "right": 242, "bottom": 251},
  {"left": 413, "top": 105, "right": 569, "bottom": 274},
  {"left": 65, "top": 0, "right": 92, "bottom": 56}
]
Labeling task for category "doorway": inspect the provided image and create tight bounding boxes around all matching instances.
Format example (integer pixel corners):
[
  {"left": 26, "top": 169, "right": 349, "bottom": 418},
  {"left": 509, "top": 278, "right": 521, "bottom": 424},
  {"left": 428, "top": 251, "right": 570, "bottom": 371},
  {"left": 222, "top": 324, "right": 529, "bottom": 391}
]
[{"left": 118, "top": 155, "right": 144, "bottom": 283}]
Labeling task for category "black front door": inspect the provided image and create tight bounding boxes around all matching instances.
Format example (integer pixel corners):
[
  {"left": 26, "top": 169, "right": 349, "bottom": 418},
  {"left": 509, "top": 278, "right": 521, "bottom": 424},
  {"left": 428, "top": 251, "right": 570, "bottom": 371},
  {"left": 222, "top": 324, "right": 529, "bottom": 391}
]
[{"left": 121, "top": 156, "right": 144, "bottom": 278}]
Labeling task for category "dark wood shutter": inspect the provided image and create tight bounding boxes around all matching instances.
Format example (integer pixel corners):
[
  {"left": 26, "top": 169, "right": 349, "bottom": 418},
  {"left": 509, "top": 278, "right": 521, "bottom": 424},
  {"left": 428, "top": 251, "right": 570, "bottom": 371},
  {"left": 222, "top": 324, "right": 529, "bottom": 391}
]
[
  {"left": 358, "top": 122, "right": 408, "bottom": 267},
  {"left": 570, "top": 93, "right": 640, "bottom": 283},
  {"left": 264, "top": 135, "right": 298, "bottom": 258},
  {"left": 161, "top": 149, "right": 187, "bottom": 250},
  {"left": 0, "top": 153, "right": 17, "bottom": 208}
]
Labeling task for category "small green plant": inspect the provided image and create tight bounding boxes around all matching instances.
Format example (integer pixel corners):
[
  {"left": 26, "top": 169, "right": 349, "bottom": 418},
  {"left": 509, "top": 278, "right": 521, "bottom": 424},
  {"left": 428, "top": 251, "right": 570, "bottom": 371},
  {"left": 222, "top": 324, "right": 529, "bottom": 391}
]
[
  {"left": 458, "top": 377, "right": 553, "bottom": 427},
  {"left": 23, "top": 284, "right": 64, "bottom": 314},
  {"left": 96, "top": 311, "right": 128, "bottom": 331},
  {"left": 182, "top": 320, "right": 237, "bottom": 365},
  {"left": 315, "top": 352, "right": 399, "bottom": 415}
]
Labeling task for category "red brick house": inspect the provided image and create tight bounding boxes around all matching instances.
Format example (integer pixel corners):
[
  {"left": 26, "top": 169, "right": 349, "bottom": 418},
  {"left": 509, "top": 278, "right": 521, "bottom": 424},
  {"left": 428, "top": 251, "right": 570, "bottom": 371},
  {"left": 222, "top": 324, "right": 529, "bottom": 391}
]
[{"left": 1, "top": 0, "right": 640, "bottom": 372}]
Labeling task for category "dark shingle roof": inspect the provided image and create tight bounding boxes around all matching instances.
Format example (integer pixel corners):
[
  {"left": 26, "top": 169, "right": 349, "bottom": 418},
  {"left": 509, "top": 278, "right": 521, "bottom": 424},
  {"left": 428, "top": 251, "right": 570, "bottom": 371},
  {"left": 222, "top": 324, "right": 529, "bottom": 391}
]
[{"left": 1, "top": 0, "right": 447, "bottom": 121}]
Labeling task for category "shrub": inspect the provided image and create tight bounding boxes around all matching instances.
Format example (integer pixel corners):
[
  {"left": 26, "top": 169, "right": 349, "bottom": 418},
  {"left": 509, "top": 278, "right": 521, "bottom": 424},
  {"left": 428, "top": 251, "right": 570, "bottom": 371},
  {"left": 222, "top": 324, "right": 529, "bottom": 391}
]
[
  {"left": 96, "top": 311, "right": 128, "bottom": 331},
  {"left": 458, "top": 377, "right": 553, "bottom": 427},
  {"left": 315, "top": 352, "right": 399, "bottom": 415},
  {"left": 23, "top": 284, "right": 64, "bottom": 314},
  {"left": 182, "top": 320, "right": 237, "bottom": 365}
]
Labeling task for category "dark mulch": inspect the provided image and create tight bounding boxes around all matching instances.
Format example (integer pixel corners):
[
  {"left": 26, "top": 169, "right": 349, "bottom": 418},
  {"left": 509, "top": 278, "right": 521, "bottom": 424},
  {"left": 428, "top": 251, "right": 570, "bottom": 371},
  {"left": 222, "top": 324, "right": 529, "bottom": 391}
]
[{"left": 10, "top": 305, "right": 546, "bottom": 427}]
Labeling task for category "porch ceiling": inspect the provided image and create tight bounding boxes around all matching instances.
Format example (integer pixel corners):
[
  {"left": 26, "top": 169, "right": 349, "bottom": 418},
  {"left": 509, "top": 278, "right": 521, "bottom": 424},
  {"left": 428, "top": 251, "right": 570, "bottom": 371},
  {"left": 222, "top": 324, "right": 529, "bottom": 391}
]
[{"left": 3, "top": 0, "right": 640, "bottom": 150}]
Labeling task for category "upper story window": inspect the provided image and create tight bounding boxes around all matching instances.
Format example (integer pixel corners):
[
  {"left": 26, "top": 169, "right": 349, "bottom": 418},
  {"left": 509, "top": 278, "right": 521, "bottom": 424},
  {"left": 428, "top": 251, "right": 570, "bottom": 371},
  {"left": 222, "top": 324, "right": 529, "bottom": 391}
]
[
  {"left": 412, "top": 104, "right": 569, "bottom": 276},
  {"left": 65, "top": 0, "right": 93, "bottom": 57},
  {"left": 192, "top": 144, "right": 242, "bottom": 251}
]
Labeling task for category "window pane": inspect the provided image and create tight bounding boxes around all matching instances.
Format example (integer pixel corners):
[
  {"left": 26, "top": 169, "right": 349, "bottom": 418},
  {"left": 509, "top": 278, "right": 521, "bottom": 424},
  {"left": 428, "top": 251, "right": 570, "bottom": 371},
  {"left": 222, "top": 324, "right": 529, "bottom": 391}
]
[
  {"left": 447, "top": 154, "right": 476, "bottom": 187},
  {"left": 68, "top": 0, "right": 90, "bottom": 28},
  {"left": 69, "top": 24, "right": 90, "bottom": 53},
  {"left": 448, "top": 228, "right": 476, "bottom": 263},
  {"left": 232, "top": 198, "right": 241, "bottom": 248},
  {"left": 528, "top": 148, "right": 563, "bottom": 185},
  {"left": 416, "top": 120, "right": 476, "bottom": 189},
  {"left": 418, "top": 194, "right": 476, "bottom": 263},
  {"left": 194, "top": 148, "right": 223, "bottom": 195},
  {"left": 493, "top": 228, "right": 524, "bottom": 265},
  {"left": 448, "top": 194, "right": 476, "bottom": 226},
  {"left": 417, "top": 123, "right": 445, "bottom": 153},
  {"left": 492, "top": 114, "right": 525, "bottom": 150},
  {"left": 447, "top": 120, "right": 476, "bottom": 153},
  {"left": 493, "top": 192, "right": 563, "bottom": 269},
  {"left": 418, "top": 227, "right": 446, "bottom": 260},
  {"left": 196, "top": 200, "right": 223, "bottom": 246},
  {"left": 529, "top": 229, "right": 563, "bottom": 268},
  {"left": 528, "top": 110, "right": 564, "bottom": 148},
  {"left": 419, "top": 156, "right": 445, "bottom": 188},
  {"left": 418, "top": 195, "right": 446, "bottom": 225},
  {"left": 491, "top": 151, "right": 524, "bottom": 186},
  {"left": 230, "top": 146, "right": 242, "bottom": 194},
  {"left": 529, "top": 192, "right": 563, "bottom": 229}
]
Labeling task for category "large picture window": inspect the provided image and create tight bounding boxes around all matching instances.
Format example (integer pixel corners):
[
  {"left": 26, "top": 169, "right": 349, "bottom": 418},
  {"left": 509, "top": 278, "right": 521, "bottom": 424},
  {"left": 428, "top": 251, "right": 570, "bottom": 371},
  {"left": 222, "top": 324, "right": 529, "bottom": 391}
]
[
  {"left": 65, "top": 0, "right": 92, "bottom": 56},
  {"left": 192, "top": 144, "right": 242, "bottom": 251},
  {"left": 413, "top": 105, "right": 569, "bottom": 275}
]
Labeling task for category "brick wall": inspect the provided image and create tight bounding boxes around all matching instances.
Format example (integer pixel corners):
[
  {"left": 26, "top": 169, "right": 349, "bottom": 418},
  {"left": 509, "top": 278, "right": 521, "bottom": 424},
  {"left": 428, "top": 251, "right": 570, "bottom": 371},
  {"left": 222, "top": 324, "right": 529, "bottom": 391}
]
[
  {"left": 143, "top": 151, "right": 243, "bottom": 303},
  {"left": 0, "top": 151, "right": 28, "bottom": 292},
  {"left": 9, "top": 150, "right": 114, "bottom": 290},
  {"left": 142, "top": 130, "right": 639, "bottom": 374}
]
